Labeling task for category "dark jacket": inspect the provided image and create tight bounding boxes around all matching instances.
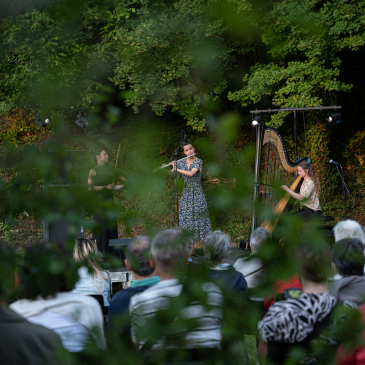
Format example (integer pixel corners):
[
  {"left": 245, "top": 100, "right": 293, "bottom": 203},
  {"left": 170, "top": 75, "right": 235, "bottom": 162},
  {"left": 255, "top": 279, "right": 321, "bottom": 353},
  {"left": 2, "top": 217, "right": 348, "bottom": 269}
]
[
  {"left": 207, "top": 265, "right": 247, "bottom": 294},
  {"left": 109, "top": 285, "right": 150, "bottom": 319},
  {"left": 0, "top": 305, "right": 63, "bottom": 365}
]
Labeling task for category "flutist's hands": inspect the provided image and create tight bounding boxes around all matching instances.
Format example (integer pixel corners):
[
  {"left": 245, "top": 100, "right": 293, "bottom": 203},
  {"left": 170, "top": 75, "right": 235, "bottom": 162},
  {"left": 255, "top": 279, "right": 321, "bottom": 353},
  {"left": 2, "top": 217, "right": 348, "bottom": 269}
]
[{"left": 170, "top": 160, "right": 177, "bottom": 171}]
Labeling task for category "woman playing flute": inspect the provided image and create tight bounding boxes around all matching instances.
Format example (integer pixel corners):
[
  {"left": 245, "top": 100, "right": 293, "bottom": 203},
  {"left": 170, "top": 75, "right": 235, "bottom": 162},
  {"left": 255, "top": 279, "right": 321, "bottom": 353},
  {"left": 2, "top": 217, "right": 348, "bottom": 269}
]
[{"left": 170, "top": 140, "right": 212, "bottom": 241}]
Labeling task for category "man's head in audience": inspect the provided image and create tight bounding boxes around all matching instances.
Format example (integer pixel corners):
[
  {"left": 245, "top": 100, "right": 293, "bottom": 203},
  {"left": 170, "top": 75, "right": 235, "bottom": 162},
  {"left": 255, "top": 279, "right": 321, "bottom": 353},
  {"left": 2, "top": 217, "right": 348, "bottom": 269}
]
[
  {"left": 150, "top": 229, "right": 188, "bottom": 280},
  {"left": 0, "top": 240, "right": 18, "bottom": 304},
  {"left": 204, "top": 230, "right": 230, "bottom": 265},
  {"left": 125, "top": 236, "right": 155, "bottom": 280},
  {"left": 332, "top": 238, "right": 364, "bottom": 277},
  {"left": 250, "top": 227, "right": 272, "bottom": 253},
  {"left": 296, "top": 242, "right": 332, "bottom": 287},
  {"left": 17, "top": 243, "right": 80, "bottom": 299},
  {"left": 333, "top": 220, "right": 365, "bottom": 243},
  {"left": 174, "top": 226, "right": 194, "bottom": 258}
]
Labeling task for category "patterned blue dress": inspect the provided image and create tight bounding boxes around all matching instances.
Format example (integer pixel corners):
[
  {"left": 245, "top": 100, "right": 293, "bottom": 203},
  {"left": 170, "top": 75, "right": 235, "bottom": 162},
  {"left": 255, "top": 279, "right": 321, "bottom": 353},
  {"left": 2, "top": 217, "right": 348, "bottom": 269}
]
[{"left": 177, "top": 158, "right": 212, "bottom": 241}]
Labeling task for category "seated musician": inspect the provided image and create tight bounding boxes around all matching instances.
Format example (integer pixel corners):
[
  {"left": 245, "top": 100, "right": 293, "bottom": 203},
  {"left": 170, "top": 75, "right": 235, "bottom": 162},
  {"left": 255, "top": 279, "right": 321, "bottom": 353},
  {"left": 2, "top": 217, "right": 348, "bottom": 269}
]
[{"left": 281, "top": 161, "right": 321, "bottom": 220}]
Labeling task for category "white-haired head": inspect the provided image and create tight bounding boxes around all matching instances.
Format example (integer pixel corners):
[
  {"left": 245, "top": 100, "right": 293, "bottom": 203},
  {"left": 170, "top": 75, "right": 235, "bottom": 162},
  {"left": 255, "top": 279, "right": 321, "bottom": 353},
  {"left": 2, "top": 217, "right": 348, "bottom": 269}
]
[
  {"left": 333, "top": 220, "right": 365, "bottom": 244},
  {"left": 150, "top": 229, "right": 187, "bottom": 273},
  {"left": 204, "top": 230, "right": 231, "bottom": 264},
  {"left": 250, "top": 227, "right": 272, "bottom": 253}
]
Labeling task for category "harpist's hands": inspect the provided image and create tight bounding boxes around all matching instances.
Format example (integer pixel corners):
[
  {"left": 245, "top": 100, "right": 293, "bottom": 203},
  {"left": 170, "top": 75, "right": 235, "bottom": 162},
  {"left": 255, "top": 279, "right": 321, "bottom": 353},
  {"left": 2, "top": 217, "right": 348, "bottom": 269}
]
[{"left": 281, "top": 185, "right": 290, "bottom": 192}]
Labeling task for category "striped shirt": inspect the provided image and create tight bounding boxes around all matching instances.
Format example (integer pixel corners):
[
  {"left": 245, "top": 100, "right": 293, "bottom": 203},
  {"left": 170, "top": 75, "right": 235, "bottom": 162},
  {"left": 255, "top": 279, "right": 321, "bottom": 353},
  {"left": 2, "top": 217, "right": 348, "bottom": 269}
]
[{"left": 129, "top": 278, "right": 223, "bottom": 349}]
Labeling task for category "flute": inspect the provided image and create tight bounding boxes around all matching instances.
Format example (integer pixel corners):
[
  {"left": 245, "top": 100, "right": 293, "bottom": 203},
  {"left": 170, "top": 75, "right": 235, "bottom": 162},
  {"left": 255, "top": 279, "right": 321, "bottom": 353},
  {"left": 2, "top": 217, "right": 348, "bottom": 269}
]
[{"left": 153, "top": 154, "right": 196, "bottom": 172}]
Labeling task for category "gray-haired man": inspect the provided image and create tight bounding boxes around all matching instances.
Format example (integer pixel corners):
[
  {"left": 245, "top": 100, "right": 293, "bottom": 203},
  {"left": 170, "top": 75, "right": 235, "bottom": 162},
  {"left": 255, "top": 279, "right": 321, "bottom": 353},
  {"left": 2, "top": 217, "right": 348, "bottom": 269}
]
[
  {"left": 233, "top": 227, "right": 272, "bottom": 290},
  {"left": 129, "top": 229, "right": 223, "bottom": 350}
]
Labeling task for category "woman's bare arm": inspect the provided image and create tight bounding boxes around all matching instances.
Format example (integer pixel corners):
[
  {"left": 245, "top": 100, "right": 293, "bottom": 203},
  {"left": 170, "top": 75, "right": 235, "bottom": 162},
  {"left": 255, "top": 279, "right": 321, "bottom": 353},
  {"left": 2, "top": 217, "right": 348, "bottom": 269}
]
[
  {"left": 170, "top": 161, "right": 199, "bottom": 177},
  {"left": 281, "top": 185, "right": 305, "bottom": 201}
]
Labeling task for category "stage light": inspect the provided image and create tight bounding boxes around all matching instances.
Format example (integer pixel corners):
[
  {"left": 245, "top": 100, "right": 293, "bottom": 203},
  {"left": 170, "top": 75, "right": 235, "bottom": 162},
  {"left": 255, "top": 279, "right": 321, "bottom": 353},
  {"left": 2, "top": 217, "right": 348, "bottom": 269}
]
[
  {"left": 75, "top": 112, "right": 88, "bottom": 128},
  {"left": 326, "top": 112, "right": 342, "bottom": 124},
  {"left": 251, "top": 116, "right": 261, "bottom": 127},
  {"left": 34, "top": 112, "right": 50, "bottom": 127}
]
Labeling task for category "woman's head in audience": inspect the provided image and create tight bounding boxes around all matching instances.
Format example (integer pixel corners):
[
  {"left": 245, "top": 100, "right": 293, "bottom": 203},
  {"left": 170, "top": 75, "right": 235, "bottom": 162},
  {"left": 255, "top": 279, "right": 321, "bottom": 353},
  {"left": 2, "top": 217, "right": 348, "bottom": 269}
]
[
  {"left": 250, "top": 227, "right": 272, "bottom": 253},
  {"left": 74, "top": 238, "right": 109, "bottom": 291},
  {"left": 296, "top": 242, "right": 332, "bottom": 284},
  {"left": 18, "top": 243, "right": 80, "bottom": 300},
  {"left": 333, "top": 219, "right": 365, "bottom": 244},
  {"left": 332, "top": 238, "right": 364, "bottom": 277},
  {"left": 74, "top": 238, "right": 101, "bottom": 262},
  {"left": 204, "top": 230, "right": 230, "bottom": 265}
]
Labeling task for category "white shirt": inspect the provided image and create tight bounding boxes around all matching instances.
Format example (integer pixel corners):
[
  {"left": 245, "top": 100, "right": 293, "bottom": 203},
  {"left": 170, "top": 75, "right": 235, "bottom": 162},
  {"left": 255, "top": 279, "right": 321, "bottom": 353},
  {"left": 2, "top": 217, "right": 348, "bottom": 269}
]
[
  {"left": 129, "top": 279, "right": 223, "bottom": 349},
  {"left": 28, "top": 311, "right": 89, "bottom": 352},
  {"left": 72, "top": 267, "right": 111, "bottom": 306},
  {"left": 10, "top": 292, "right": 105, "bottom": 350}
]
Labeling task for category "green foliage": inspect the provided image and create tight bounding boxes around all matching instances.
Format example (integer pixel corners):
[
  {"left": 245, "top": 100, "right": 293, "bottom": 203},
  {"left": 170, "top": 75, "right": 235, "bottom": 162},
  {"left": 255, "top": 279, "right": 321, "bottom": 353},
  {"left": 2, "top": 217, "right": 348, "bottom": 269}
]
[
  {"left": 229, "top": 60, "right": 351, "bottom": 127},
  {"left": 108, "top": 0, "right": 236, "bottom": 130},
  {"left": 0, "top": 108, "right": 51, "bottom": 145},
  {"left": 0, "top": 0, "right": 115, "bottom": 111}
]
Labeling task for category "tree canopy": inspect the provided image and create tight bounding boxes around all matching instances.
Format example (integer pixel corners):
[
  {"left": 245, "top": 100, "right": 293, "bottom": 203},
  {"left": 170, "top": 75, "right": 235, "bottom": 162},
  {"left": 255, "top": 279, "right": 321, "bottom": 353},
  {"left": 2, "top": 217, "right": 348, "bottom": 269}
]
[{"left": 1, "top": 0, "right": 365, "bottom": 129}]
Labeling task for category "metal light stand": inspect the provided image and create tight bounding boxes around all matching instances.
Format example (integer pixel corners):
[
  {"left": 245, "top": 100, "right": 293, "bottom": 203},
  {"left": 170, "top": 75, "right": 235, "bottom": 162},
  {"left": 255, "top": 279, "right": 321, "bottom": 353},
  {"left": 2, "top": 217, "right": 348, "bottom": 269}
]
[
  {"left": 334, "top": 163, "right": 350, "bottom": 219},
  {"left": 169, "top": 131, "right": 186, "bottom": 226}
]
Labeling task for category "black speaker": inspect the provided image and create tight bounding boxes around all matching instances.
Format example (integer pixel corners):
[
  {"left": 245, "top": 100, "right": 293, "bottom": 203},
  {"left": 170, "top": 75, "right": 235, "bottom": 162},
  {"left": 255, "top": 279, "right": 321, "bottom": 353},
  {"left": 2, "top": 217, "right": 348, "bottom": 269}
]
[
  {"left": 42, "top": 185, "right": 85, "bottom": 245},
  {"left": 43, "top": 215, "right": 85, "bottom": 245}
]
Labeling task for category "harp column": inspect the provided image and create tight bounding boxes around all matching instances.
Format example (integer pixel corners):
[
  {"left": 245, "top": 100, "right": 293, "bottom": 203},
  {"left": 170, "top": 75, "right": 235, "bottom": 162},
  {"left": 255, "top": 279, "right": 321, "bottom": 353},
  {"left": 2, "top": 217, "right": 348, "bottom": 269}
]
[{"left": 250, "top": 123, "right": 266, "bottom": 236}]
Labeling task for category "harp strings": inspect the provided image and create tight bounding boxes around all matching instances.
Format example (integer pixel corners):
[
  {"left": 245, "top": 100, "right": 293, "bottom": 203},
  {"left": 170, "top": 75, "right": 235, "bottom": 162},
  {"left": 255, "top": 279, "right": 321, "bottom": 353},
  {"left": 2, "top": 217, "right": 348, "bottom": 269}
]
[{"left": 259, "top": 139, "right": 295, "bottom": 226}]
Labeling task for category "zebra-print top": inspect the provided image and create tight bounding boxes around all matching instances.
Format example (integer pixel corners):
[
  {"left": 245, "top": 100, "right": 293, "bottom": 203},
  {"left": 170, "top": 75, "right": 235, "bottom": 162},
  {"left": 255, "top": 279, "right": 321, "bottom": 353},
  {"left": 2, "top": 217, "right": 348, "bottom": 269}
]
[{"left": 258, "top": 292, "right": 337, "bottom": 343}]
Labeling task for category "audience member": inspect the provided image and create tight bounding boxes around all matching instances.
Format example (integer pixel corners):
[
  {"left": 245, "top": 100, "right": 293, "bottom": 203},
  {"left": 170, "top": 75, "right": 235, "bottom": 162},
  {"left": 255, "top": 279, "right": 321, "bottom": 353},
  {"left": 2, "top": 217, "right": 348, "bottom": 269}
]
[
  {"left": 109, "top": 236, "right": 160, "bottom": 327},
  {"left": 334, "top": 220, "right": 365, "bottom": 243},
  {"left": 174, "top": 226, "right": 194, "bottom": 263},
  {"left": 204, "top": 230, "right": 247, "bottom": 293},
  {"left": 10, "top": 243, "right": 105, "bottom": 352},
  {"left": 72, "top": 238, "right": 112, "bottom": 306},
  {"left": 0, "top": 240, "right": 63, "bottom": 364},
  {"left": 129, "top": 229, "right": 223, "bottom": 354},
  {"left": 330, "top": 238, "right": 365, "bottom": 304},
  {"left": 234, "top": 227, "right": 271, "bottom": 290},
  {"left": 258, "top": 242, "right": 341, "bottom": 364}
]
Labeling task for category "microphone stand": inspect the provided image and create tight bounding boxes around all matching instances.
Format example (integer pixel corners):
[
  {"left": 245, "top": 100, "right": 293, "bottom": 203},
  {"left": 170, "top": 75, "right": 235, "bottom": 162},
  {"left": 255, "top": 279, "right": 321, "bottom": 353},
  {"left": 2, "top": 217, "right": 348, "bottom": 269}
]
[
  {"left": 169, "top": 131, "right": 186, "bottom": 226},
  {"left": 334, "top": 163, "right": 350, "bottom": 219}
]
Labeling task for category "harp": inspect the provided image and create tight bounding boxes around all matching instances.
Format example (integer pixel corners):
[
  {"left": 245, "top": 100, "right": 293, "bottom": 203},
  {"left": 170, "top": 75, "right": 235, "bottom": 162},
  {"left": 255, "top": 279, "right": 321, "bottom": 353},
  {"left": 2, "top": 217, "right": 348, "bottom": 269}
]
[{"left": 251, "top": 124, "right": 311, "bottom": 234}]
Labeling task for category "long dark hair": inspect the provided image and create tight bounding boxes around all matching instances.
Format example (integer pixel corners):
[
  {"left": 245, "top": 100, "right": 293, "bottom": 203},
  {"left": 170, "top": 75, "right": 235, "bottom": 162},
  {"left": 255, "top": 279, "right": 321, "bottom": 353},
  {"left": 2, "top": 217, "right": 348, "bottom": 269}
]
[{"left": 298, "top": 161, "right": 321, "bottom": 196}]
